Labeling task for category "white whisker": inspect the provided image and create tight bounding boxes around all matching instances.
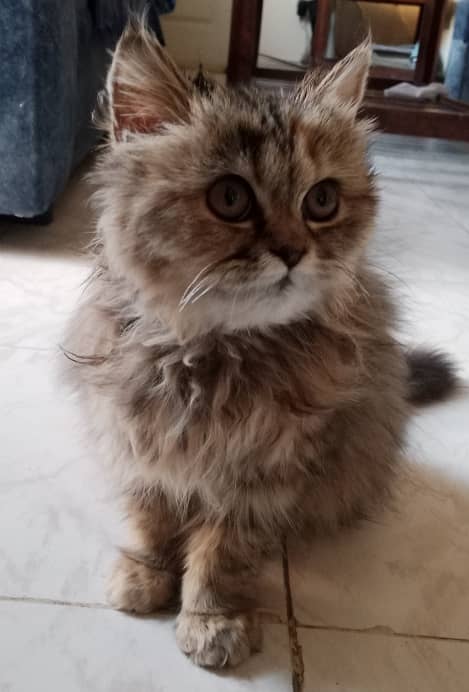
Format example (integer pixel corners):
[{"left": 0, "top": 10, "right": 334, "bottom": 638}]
[
  {"left": 180, "top": 278, "right": 209, "bottom": 307},
  {"left": 179, "top": 262, "right": 237, "bottom": 311},
  {"left": 180, "top": 261, "right": 219, "bottom": 305},
  {"left": 189, "top": 281, "right": 219, "bottom": 304},
  {"left": 229, "top": 282, "right": 244, "bottom": 323},
  {"left": 179, "top": 276, "right": 217, "bottom": 311}
]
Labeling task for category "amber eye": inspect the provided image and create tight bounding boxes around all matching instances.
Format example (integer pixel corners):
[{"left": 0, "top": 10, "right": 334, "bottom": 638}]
[
  {"left": 302, "top": 179, "right": 339, "bottom": 222},
  {"left": 207, "top": 175, "right": 254, "bottom": 222}
]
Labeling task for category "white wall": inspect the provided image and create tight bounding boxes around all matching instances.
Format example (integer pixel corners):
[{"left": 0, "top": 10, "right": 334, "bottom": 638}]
[
  {"left": 259, "top": 0, "right": 309, "bottom": 64},
  {"left": 161, "top": 0, "right": 233, "bottom": 73}
]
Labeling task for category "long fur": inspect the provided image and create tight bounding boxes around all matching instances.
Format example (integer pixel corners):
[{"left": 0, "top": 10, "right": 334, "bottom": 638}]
[
  {"left": 64, "top": 22, "right": 455, "bottom": 668},
  {"left": 406, "top": 349, "right": 458, "bottom": 405}
]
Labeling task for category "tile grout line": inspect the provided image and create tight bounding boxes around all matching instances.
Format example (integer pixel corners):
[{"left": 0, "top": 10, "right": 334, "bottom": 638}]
[
  {"left": 294, "top": 621, "right": 469, "bottom": 645},
  {"left": 0, "top": 594, "right": 111, "bottom": 610},
  {"left": 0, "top": 344, "right": 53, "bottom": 349},
  {"left": 282, "top": 542, "right": 305, "bottom": 692},
  {"left": 3, "top": 597, "right": 469, "bottom": 646},
  {"left": 0, "top": 345, "right": 59, "bottom": 353}
]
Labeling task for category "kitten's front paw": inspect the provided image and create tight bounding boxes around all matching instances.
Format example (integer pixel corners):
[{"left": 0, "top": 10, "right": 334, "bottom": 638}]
[
  {"left": 176, "top": 611, "right": 262, "bottom": 668},
  {"left": 107, "top": 554, "right": 177, "bottom": 614}
]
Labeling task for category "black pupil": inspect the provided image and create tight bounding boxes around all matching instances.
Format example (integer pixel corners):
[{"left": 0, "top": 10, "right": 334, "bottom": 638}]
[
  {"left": 225, "top": 185, "right": 238, "bottom": 207},
  {"left": 316, "top": 186, "right": 328, "bottom": 207}
]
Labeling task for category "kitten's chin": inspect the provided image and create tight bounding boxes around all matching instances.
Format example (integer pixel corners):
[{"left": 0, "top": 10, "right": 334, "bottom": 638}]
[
  {"left": 221, "top": 288, "right": 318, "bottom": 331},
  {"left": 175, "top": 279, "right": 321, "bottom": 339}
]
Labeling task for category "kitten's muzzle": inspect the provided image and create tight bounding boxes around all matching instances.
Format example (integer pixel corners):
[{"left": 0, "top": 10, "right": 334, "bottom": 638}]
[{"left": 270, "top": 246, "right": 305, "bottom": 269}]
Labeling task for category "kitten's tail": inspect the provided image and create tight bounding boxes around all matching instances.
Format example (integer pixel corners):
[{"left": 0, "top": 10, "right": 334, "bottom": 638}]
[{"left": 406, "top": 349, "right": 458, "bottom": 406}]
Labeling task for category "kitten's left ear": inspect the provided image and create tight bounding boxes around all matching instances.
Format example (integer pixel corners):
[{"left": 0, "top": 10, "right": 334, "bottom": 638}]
[
  {"left": 107, "top": 19, "right": 190, "bottom": 140},
  {"left": 297, "top": 37, "right": 372, "bottom": 117}
]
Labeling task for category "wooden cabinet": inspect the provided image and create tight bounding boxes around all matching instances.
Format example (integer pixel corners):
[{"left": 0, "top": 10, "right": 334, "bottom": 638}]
[{"left": 227, "top": 0, "right": 469, "bottom": 141}]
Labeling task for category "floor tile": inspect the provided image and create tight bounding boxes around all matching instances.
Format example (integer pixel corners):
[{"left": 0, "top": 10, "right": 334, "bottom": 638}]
[
  {"left": 289, "top": 393, "right": 469, "bottom": 639},
  {"left": 0, "top": 348, "right": 287, "bottom": 619},
  {"left": 372, "top": 178, "right": 469, "bottom": 282},
  {"left": 371, "top": 135, "right": 469, "bottom": 186},
  {"left": 299, "top": 627, "right": 469, "bottom": 692},
  {"left": 0, "top": 252, "right": 89, "bottom": 350},
  {"left": 0, "top": 161, "right": 93, "bottom": 350},
  {"left": 419, "top": 182, "right": 469, "bottom": 235},
  {"left": 0, "top": 347, "right": 115, "bottom": 604},
  {"left": 0, "top": 601, "right": 292, "bottom": 692},
  {"left": 371, "top": 178, "right": 469, "bottom": 375}
]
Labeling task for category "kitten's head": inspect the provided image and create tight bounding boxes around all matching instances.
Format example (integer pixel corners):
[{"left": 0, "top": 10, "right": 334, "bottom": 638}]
[{"left": 95, "top": 21, "right": 376, "bottom": 340}]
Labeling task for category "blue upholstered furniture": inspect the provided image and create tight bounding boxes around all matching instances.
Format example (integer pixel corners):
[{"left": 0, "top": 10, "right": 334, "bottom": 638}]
[
  {"left": 0, "top": 0, "right": 174, "bottom": 220},
  {"left": 445, "top": 0, "right": 469, "bottom": 103}
]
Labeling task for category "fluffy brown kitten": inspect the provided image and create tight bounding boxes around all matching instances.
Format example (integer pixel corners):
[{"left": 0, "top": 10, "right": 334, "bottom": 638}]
[{"left": 65, "top": 22, "right": 456, "bottom": 668}]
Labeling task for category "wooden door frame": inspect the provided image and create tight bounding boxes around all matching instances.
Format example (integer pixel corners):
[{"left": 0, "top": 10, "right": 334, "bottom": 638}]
[{"left": 227, "top": 0, "right": 264, "bottom": 83}]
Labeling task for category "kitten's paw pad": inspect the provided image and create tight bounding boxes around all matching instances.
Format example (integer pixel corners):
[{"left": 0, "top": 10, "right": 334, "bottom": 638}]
[
  {"left": 176, "top": 611, "right": 262, "bottom": 668},
  {"left": 107, "top": 555, "right": 176, "bottom": 614}
]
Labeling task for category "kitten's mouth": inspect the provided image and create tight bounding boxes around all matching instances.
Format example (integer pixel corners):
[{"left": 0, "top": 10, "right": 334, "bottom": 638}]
[
  {"left": 278, "top": 275, "right": 292, "bottom": 291},
  {"left": 214, "top": 271, "right": 292, "bottom": 295},
  {"left": 239, "top": 274, "right": 292, "bottom": 297},
  {"left": 245, "top": 273, "right": 293, "bottom": 297}
]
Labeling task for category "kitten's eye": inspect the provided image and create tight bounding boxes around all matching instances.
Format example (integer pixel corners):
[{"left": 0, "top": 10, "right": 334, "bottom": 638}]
[
  {"left": 207, "top": 175, "right": 253, "bottom": 222},
  {"left": 303, "top": 179, "right": 339, "bottom": 222}
]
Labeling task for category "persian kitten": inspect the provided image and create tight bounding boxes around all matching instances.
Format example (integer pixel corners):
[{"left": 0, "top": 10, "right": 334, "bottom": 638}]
[{"left": 65, "top": 22, "right": 456, "bottom": 668}]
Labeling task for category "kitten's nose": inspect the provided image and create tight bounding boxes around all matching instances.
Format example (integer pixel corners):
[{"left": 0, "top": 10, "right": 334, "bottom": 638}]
[{"left": 271, "top": 246, "right": 305, "bottom": 269}]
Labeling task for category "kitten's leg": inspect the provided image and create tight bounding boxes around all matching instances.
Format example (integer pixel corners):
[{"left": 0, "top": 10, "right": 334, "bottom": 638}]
[
  {"left": 176, "top": 524, "right": 262, "bottom": 668},
  {"left": 108, "top": 494, "right": 182, "bottom": 614}
]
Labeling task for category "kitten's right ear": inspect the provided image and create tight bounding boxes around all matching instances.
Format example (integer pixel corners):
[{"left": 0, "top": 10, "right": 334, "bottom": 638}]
[
  {"left": 296, "top": 37, "right": 371, "bottom": 117},
  {"left": 106, "top": 19, "right": 190, "bottom": 141}
]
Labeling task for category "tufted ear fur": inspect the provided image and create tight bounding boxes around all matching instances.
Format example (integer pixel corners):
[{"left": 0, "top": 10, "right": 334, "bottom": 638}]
[
  {"left": 297, "top": 37, "right": 372, "bottom": 117},
  {"left": 106, "top": 19, "right": 190, "bottom": 140}
]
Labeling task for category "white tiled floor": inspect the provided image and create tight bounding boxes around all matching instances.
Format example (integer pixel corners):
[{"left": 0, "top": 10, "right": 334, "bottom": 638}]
[{"left": 1, "top": 135, "right": 468, "bottom": 691}]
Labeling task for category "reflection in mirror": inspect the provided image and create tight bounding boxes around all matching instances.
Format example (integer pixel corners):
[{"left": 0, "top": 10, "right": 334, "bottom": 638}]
[
  {"left": 256, "top": 0, "right": 455, "bottom": 86},
  {"left": 257, "top": 0, "right": 313, "bottom": 70}
]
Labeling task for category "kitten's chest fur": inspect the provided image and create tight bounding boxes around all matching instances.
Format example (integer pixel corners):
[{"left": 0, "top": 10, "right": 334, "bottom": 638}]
[
  {"left": 118, "top": 323, "right": 361, "bottom": 505},
  {"left": 69, "top": 273, "right": 405, "bottom": 534}
]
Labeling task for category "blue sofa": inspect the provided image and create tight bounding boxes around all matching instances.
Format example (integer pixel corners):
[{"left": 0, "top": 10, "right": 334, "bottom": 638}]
[{"left": 0, "top": 0, "right": 174, "bottom": 220}]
